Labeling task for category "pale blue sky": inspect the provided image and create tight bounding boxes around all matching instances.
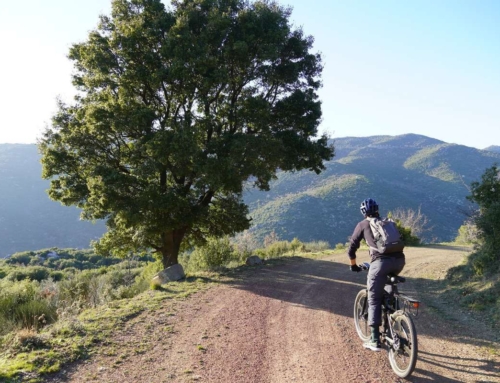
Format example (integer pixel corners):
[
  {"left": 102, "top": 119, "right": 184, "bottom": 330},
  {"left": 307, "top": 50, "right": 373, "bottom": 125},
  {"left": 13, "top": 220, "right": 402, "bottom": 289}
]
[{"left": 0, "top": 0, "right": 498, "bottom": 149}]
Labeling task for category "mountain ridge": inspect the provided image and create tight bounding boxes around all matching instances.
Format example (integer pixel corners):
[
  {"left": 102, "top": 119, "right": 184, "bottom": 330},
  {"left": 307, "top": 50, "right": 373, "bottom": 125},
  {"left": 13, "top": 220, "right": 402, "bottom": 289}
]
[
  {"left": 1, "top": 134, "right": 499, "bottom": 257},
  {"left": 244, "top": 134, "right": 500, "bottom": 245}
]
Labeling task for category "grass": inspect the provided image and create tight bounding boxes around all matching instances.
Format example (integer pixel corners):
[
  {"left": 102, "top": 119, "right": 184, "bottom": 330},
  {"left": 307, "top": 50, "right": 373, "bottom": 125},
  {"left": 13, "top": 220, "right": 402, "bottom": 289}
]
[
  {"left": 0, "top": 276, "right": 214, "bottom": 382},
  {"left": 0, "top": 244, "right": 331, "bottom": 382}
]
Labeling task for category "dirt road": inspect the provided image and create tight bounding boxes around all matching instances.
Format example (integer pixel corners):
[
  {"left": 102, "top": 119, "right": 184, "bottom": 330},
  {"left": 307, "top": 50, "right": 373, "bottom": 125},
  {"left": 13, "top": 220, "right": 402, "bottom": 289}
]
[{"left": 48, "top": 247, "right": 500, "bottom": 382}]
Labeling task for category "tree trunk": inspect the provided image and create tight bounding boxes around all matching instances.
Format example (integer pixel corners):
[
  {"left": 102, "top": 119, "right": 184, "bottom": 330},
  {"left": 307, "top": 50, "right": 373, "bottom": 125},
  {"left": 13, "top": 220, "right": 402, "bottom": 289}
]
[{"left": 160, "top": 228, "right": 187, "bottom": 269}]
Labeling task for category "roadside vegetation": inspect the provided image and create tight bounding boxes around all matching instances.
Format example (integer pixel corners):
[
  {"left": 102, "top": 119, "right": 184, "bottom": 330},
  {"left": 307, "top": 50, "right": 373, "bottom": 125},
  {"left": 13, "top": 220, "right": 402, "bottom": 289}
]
[
  {"left": 443, "top": 165, "right": 500, "bottom": 328},
  {"left": 0, "top": 233, "right": 341, "bottom": 382}
]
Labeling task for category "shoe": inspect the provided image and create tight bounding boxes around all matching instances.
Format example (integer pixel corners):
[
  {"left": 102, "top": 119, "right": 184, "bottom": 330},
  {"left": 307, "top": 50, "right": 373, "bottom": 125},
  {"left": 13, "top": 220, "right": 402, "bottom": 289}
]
[{"left": 363, "top": 340, "right": 382, "bottom": 352}]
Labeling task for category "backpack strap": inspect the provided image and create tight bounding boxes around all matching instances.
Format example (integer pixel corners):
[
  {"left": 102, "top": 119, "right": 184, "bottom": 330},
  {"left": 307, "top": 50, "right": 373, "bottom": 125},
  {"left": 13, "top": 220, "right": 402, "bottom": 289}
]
[{"left": 366, "top": 217, "right": 381, "bottom": 254}]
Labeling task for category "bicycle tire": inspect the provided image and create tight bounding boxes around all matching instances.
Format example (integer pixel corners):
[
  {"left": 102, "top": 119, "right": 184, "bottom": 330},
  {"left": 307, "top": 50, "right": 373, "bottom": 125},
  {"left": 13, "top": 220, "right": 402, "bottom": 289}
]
[
  {"left": 388, "top": 312, "right": 418, "bottom": 378},
  {"left": 353, "top": 289, "right": 371, "bottom": 341}
]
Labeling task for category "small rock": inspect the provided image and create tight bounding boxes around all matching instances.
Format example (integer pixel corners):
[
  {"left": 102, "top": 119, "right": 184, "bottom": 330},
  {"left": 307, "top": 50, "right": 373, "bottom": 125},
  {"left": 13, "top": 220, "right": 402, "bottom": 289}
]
[{"left": 246, "top": 255, "right": 263, "bottom": 266}]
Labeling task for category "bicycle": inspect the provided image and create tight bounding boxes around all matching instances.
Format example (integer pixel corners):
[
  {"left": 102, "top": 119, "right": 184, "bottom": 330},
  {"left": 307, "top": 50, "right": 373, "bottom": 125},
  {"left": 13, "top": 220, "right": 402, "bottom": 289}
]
[{"left": 353, "top": 262, "right": 420, "bottom": 378}]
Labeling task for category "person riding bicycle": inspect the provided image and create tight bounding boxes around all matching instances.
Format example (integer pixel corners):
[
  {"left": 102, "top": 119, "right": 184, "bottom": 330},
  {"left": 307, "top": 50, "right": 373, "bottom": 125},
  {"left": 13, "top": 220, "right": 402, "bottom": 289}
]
[{"left": 347, "top": 198, "right": 405, "bottom": 351}]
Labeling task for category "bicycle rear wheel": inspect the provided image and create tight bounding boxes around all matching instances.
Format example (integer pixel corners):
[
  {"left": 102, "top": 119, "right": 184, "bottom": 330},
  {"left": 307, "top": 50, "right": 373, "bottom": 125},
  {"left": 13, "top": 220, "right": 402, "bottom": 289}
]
[
  {"left": 353, "top": 289, "right": 370, "bottom": 341},
  {"left": 388, "top": 313, "right": 418, "bottom": 378}
]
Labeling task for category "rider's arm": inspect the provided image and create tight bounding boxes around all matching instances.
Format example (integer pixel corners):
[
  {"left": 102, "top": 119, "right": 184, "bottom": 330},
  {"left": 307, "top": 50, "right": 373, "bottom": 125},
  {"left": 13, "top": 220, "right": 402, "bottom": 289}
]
[{"left": 347, "top": 222, "right": 364, "bottom": 263}]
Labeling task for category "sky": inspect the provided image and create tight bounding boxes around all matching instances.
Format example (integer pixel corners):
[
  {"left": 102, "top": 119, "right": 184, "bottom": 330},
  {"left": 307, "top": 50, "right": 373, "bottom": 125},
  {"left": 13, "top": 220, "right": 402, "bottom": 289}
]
[{"left": 0, "top": 0, "right": 499, "bottom": 149}]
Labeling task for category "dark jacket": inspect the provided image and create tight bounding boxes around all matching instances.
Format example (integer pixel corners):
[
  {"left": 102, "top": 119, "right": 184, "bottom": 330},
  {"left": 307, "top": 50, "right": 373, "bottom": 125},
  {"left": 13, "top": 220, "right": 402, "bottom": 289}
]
[{"left": 347, "top": 219, "right": 404, "bottom": 262}]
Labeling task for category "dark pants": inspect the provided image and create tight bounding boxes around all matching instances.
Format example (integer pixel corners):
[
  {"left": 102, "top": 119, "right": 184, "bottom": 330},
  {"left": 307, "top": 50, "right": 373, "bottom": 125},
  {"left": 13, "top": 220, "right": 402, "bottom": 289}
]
[{"left": 367, "top": 256, "right": 405, "bottom": 327}]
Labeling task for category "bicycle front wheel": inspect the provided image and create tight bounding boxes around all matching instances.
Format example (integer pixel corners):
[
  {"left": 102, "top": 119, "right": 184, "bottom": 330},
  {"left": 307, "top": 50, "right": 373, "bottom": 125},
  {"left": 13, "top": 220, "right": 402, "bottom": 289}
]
[
  {"left": 353, "top": 289, "right": 370, "bottom": 341},
  {"left": 388, "top": 312, "right": 418, "bottom": 378}
]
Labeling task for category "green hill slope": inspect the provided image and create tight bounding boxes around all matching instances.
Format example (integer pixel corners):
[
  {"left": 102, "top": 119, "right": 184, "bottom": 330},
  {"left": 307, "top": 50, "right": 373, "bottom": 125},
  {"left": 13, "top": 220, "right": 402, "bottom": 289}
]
[{"left": 245, "top": 134, "right": 500, "bottom": 245}]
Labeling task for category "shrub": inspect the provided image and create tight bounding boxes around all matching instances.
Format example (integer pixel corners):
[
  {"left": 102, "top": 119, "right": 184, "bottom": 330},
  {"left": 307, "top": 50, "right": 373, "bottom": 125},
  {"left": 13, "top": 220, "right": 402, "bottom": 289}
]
[
  {"left": 303, "top": 241, "right": 330, "bottom": 252},
  {"left": 290, "top": 238, "right": 304, "bottom": 254},
  {"left": 187, "top": 237, "right": 236, "bottom": 271},
  {"left": 135, "top": 260, "right": 163, "bottom": 291},
  {"left": 7, "top": 266, "right": 51, "bottom": 282},
  {"left": 335, "top": 243, "right": 346, "bottom": 250},
  {"left": 0, "top": 280, "right": 57, "bottom": 334},
  {"left": 49, "top": 271, "right": 65, "bottom": 282},
  {"left": 455, "top": 221, "right": 480, "bottom": 244},
  {"left": 58, "top": 259, "right": 78, "bottom": 270},
  {"left": 264, "top": 241, "right": 290, "bottom": 258},
  {"left": 6, "top": 253, "right": 32, "bottom": 266},
  {"left": 392, "top": 219, "right": 420, "bottom": 246}
]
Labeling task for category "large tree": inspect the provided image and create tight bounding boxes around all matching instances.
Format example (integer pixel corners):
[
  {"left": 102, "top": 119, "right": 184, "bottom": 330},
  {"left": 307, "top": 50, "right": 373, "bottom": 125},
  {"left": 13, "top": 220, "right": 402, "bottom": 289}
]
[{"left": 39, "top": 0, "right": 333, "bottom": 268}]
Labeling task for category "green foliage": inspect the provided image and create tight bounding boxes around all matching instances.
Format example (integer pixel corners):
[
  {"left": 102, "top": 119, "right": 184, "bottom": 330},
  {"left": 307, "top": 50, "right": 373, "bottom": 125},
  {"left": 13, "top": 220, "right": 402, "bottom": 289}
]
[
  {"left": 7, "top": 266, "right": 51, "bottom": 282},
  {"left": 256, "top": 241, "right": 291, "bottom": 259},
  {"left": 0, "top": 247, "right": 157, "bottom": 339},
  {"left": 0, "top": 268, "right": 8, "bottom": 279},
  {"left": 386, "top": 212, "right": 421, "bottom": 246},
  {"left": 290, "top": 238, "right": 304, "bottom": 254},
  {"left": 454, "top": 221, "right": 479, "bottom": 244},
  {"left": 184, "top": 237, "right": 237, "bottom": 272},
  {"left": 6, "top": 252, "right": 32, "bottom": 266},
  {"left": 394, "top": 220, "right": 420, "bottom": 246},
  {"left": 303, "top": 240, "right": 331, "bottom": 252},
  {"left": 38, "top": 0, "right": 332, "bottom": 268},
  {"left": 468, "top": 164, "right": 500, "bottom": 208},
  {"left": 335, "top": 243, "right": 346, "bottom": 250},
  {"left": 462, "top": 164, "right": 500, "bottom": 275},
  {"left": 0, "top": 280, "right": 58, "bottom": 335},
  {"left": 0, "top": 271, "right": 210, "bottom": 382}
]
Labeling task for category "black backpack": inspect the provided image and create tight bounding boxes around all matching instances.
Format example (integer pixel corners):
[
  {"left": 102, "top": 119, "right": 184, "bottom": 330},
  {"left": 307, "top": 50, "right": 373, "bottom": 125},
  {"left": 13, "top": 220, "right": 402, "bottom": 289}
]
[{"left": 367, "top": 217, "right": 405, "bottom": 254}]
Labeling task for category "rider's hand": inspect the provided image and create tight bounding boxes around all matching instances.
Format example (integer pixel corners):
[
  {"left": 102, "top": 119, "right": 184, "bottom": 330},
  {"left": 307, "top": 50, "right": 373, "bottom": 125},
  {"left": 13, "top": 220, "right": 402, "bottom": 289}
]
[{"left": 350, "top": 264, "right": 362, "bottom": 272}]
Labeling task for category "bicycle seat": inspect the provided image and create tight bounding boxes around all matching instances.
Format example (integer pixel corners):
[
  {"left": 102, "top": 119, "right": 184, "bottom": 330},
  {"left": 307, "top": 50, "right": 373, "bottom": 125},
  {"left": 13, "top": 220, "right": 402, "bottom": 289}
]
[{"left": 386, "top": 274, "right": 405, "bottom": 284}]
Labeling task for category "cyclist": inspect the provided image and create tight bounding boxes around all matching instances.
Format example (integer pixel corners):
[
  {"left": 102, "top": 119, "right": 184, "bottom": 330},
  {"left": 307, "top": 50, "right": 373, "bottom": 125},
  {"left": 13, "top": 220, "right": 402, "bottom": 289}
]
[{"left": 347, "top": 198, "right": 405, "bottom": 351}]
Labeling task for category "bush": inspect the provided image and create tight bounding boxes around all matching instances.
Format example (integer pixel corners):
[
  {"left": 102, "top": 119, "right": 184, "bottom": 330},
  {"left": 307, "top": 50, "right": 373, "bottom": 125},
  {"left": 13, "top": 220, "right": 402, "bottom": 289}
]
[
  {"left": 303, "top": 241, "right": 330, "bottom": 252},
  {"left": 290, "top": 238, "right": 304, "bottom": 254},
  {"left": 135, "top": 260, "right": 163, "bottom": 291},
  {"left": 6, "top": 253, "right": 32, "bottom": 266},
  {"left": 393, "top": 220, "right": 420, "bottom": 246},
  {"left": 186, "top": 237, "right": 236, "bottom": 271},
  {"left": 50, "top": 271, "right": 65, "bottom": 282},
  {"left": 455, "top": 220, "right": 479, "bottom": 245},
  {"left": 7, "top": 266, "right": 51, "bottom": 282},
  {"left": 264, "top": 241, "right": 290, "bottom": 258},
  {"left": 0, "top": 280, "right": 57, "bottom": 334}
]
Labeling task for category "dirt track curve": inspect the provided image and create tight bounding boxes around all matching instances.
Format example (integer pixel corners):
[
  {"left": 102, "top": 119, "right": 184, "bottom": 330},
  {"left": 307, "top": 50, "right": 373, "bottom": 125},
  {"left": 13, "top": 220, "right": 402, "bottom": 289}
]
[{"left": 47, "top": 247, "right": 500, "bottom": 383}]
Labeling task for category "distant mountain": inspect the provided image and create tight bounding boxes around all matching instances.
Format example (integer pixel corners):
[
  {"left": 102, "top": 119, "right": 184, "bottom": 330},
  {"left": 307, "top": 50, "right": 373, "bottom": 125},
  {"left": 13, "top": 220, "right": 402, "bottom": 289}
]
[
  {"left": 484, "top": 145, "right": 500, "bottom": 153},
  {"left": 1, "top": 135, "right": 499, "bottom": 257},
  {"left": 0, "top": 144, "right": 105, "bottom": 257},
  {"left": 244, "top": 134, "right": 500, "bottom": 245}
]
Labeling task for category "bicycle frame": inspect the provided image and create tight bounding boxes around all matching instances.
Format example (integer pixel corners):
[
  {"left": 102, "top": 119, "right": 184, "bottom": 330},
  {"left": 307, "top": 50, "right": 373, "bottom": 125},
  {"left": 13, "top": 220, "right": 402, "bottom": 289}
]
[{"left": 353, "top": 264, "right": 420, "bottom": 378}]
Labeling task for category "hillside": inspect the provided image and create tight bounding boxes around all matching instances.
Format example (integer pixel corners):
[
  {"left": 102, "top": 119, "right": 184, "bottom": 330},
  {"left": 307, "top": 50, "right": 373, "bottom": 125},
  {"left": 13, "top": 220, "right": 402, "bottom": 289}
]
[
  {"left": 245, "top": 134, "right": 500, "bottom": 245},
  {"left": 1, "top": 135, "right": 500, "bottom": 257},
  {"left": 484, "top": 145, "right": 500, "bottom": 153},
  {"left": 0, "top": 144, "right": 105, "bottom": 257}
]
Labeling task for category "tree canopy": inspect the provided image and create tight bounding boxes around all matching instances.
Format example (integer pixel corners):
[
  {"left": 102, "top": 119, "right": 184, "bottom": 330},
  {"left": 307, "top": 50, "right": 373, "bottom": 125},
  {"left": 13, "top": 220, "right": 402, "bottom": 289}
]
[
  {"left": 39, "top": 0, "right": 333, "bottom": 268},
  {"left": 467, "top": 164, "right": 500, "bottom": 273}
]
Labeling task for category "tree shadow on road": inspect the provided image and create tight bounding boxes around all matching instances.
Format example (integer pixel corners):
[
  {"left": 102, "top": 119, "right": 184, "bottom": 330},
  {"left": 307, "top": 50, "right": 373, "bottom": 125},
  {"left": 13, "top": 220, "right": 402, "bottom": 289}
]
[
  {"left": 226, "top": 256, "right": 366, "bottom": 319},
  {"left": 408, "top": 350, "right": 500, "bottom": 383}
]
